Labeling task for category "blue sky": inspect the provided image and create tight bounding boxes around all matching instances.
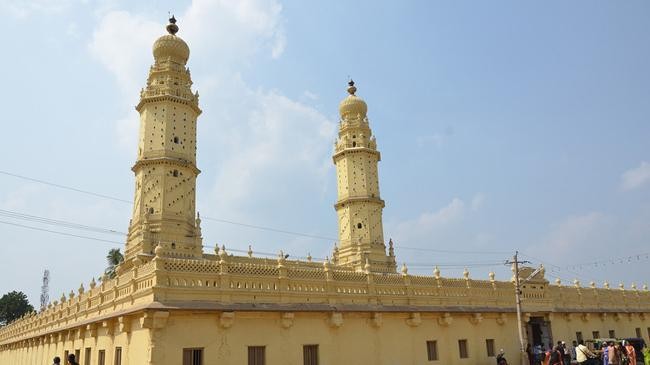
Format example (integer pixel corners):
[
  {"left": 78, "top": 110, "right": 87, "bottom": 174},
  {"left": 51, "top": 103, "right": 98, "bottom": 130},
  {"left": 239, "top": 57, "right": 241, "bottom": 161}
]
[{"left": 0, "top": 0, "right": 649, "bottom": 306}]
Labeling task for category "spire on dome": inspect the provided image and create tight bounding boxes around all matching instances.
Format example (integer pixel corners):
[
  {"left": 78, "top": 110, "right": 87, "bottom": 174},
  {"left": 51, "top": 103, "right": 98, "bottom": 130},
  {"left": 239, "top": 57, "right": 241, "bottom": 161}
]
[
  {"left": 339, "top": 79, "right": 367, "bottom": 118},
  {"left": 166, "top": 15, "right": 179, "bottom": 35},
  {"left": 347, "top": 79, "right": 357, "bottom": 95}
]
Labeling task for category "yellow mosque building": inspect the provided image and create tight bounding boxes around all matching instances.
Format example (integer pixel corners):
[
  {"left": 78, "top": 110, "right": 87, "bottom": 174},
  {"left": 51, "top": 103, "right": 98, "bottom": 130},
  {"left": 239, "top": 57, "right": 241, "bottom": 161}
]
[{"left": 1, "top": 18, "right": 649, "bottom": 365}]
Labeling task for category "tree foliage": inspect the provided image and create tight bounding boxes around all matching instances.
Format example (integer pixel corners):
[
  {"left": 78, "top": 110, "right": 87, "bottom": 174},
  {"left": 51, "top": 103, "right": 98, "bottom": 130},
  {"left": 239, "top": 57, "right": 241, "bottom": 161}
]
[
  {"left": 104, "top": 248, "right": 125, "bottom": 279},
  {"left": 0, "top": 291, "right": 34, "bottom": 325}
]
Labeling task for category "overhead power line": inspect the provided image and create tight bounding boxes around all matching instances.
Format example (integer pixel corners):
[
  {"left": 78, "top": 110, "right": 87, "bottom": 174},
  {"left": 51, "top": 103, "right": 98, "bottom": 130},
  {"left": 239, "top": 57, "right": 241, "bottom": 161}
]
[
  {"left": 0, "top": 220, "right": 124, "bottom": 245},
  {"left": 0, "top": 170, "right": 514, "bottom": 256},
  {"left": 0, "top": 208, "right": 126, "bottom": 236},
  {"left": 0, "top": 170, "right": 131, "bottom": 204}
]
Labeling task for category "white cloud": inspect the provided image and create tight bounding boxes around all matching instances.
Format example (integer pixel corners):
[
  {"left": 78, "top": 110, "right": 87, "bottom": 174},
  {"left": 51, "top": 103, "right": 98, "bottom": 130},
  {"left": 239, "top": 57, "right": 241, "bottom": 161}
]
[
  {"left": 88, "top": 0, "right": 335, "bottom": 222},
  {"left": 471, "top": 192, "right": 485, "bottom": 212},
  {"left": 303, "top": 90, "right": 319, "bottom": 101},
  {"left": 620, "top": 161, "right": 650, "bottom": 191},
  {"left": 416, "top": 134, "right": 444, "bottom": 148},
  {"left": 181, "top": 0, "right": 286, "bottom": 63},
  {"left": 1, "top": 0, "right": 72, "bottom": 18},
  {"left": 88, "top": 10, "right": 161, "bottom": 97},
  {"left": 391, "top": 198, "right": 466, "bottom": 242},
  {"left": 539, "top": 212, "right": 610, "bottom": 254}
]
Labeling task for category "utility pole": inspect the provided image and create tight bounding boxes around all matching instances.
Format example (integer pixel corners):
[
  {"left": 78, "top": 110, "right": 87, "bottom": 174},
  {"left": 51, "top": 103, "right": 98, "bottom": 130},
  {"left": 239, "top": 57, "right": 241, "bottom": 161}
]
[{"left": 505, "top": 251, "right": 530, "bottom": 365}]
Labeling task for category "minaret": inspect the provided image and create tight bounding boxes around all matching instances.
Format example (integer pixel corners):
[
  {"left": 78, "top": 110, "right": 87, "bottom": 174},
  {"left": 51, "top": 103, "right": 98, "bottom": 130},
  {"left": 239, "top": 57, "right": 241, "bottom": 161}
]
[
  {"left": 333, "top": 81, "right": 396, "bottom": 273},
  {"left": 123, "top": 17, "right": 203, "bottom": 266}
]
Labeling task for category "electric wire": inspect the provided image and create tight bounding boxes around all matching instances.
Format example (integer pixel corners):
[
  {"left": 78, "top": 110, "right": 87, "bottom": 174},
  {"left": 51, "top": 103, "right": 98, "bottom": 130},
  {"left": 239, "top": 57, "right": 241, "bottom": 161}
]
[
  {"left": 0, "top": 170, "right": 514, "bottom": 256},
  {"left": 0, "top": 208, "right": 126, "bottom": 236}
]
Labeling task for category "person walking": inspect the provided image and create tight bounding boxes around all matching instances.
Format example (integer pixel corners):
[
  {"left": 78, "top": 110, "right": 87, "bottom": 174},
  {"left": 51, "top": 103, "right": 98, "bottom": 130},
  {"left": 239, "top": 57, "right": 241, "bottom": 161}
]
[
  {"left": 576, "top": 340, "right": 596, "bottom": 365},
  {"left": 52, "top": 356, "right": 61, "bottom": 365},
  {"left": 602, "top": 343, "right": 609, "bottom": 365},
  {"left": 624, "top": 341, "right": 636, "bottom": 365},
  {"left": 609, "top": 342, "right": 621, "bottom": 365},
  {"left": 67, "top": 354, "right": 79, "bottom": 365},
  {"left": 561, "top": 341, "right": 571, "bottom": 365},
  {"left": 642, "top": 344, "right": 650, "bottom": 365},
  {"left": 549, "top": 345, "right": 564, "bottom": 365},
  {"left": 527, "top": 344, "right": 535, "bottom": 365},
  {"left": 496, "top": 349, "right": 509, "bottom": 365}
]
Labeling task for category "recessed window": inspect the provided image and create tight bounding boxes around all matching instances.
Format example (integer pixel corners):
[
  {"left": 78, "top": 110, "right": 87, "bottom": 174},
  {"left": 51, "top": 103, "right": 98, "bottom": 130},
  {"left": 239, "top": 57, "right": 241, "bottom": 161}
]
[
  {"left": 592, "top": 331, "right": 600, "bottom": 339},
  {"left": 173, "top": 170, "right": 179, "bottom": 177},
  {"left": 174, "top": 137, "right": 179, "bottom": 144},
  {"left": 303, "top": 345, "right": 318, "bottom": 365},
  {"left": 609, "top": 330, "right": 616, "bottom": 338},
  {"left": 458, "top": 339, "right": 468, "bottom": 359},
  {"left": 148, "top": 207, "right": 154, "bottom": 214},
  {"left": 636, "top": 328, "right": 642, "bottom": 338},
  {"left": 426, "top": 340, "right": 438, "bottom": 361},
  {"left": 171, "top": 243, "right": 176, "bottom": 249},
  {"left": 357, "top": 223, "right": 362, "bottom": 229},
  {"left": 352, "top": 142, "right": 356, "bottom": 147},
  {"left": 98, "top": 350, "right": 105, "bottom": 365},
  {"left": 576, "top": 332, "right": 583, "bottom": 343},
  {"left": 182, "top": 348, "right": 203, "bottom": 365},
  {"left": 485, "top": 339, "right": 495, "bottom": 357},
  {"left": 84, "top": 347, "right": 91, "bottom": 365},
  {"left": 248, "top": 346, "right": 265, "bottom": 365},
  {"left": 114, "top": 347, "right": 122, "bottom": 365}
]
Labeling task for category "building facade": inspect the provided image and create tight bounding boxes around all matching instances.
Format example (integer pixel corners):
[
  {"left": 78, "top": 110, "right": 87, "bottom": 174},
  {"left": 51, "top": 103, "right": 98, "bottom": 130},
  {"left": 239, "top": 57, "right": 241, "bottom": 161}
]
[{"left": 1, "top": 18, "right": 649, "bottom": 365}]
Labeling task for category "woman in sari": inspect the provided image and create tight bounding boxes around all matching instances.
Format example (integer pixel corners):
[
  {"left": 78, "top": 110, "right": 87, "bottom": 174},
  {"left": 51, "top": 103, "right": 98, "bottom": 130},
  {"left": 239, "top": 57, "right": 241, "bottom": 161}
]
[{"left": 624, "top": 341, "right": 636, "bottom": 365}]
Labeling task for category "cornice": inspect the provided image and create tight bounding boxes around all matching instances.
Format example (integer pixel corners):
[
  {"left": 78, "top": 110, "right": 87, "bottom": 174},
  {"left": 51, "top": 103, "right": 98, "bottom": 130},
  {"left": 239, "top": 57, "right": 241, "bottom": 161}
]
[
  {"left": 132, "top": 157, "right": 201, "bottom": 175},
  {"left": 334, "top": 196, "right": 385, "bottom": 209}
]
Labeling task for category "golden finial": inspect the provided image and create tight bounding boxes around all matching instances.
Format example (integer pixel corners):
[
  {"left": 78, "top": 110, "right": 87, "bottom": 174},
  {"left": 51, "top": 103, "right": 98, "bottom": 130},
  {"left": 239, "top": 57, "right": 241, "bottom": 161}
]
[
  {"left": 166, "top": 14, "right": 179, "bottom": 35},
  {"left": 347, "top": 79, "right": 357, "bottom": 95}
]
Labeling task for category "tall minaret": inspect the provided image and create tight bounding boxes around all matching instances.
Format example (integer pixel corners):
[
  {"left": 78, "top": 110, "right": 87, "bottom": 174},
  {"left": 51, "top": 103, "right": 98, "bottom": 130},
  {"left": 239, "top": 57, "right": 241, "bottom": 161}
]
[
  {"left": 333, "top": 81, "right": 396, "bottom": 273},
  {"left": 123, "top": 17, "right": 203, "bottom": 266}
]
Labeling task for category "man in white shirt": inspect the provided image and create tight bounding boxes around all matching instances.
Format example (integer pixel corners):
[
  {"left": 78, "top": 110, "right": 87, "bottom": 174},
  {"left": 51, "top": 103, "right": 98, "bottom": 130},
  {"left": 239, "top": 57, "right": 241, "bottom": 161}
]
[{"left": 575, "top": 340, "right": 596, "bottom": 364}]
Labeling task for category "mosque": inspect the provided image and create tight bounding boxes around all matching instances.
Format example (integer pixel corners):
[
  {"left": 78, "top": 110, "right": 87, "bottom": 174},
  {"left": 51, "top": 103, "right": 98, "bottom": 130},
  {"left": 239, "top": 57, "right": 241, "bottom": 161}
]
[{"left": 0, "top": 18, "right": 648, "bottom": 365}]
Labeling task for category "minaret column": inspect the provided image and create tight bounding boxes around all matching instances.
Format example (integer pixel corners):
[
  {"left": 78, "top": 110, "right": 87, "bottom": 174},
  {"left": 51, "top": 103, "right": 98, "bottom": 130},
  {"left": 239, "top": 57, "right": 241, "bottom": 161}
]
[
  {"left": 124, "top": 17, "right": 203, "bottom": 265},
  {"left": 333, "top": 81, "right": 396, "bottom": 273}
]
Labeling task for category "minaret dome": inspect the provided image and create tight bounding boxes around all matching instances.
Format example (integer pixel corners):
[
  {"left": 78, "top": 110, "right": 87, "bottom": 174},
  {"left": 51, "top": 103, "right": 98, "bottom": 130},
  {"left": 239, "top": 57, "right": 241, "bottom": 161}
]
[
  {"left": 152, "top": 16, "right": 190, "bottom": 64},
  {"left": 339, "top": 80, "right": 368, "bottom": 118}
]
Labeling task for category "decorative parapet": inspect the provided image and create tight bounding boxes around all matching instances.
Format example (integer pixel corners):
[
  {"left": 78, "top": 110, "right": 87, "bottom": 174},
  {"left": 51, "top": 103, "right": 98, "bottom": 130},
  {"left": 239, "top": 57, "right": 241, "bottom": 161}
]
[{"left": 0, "top": 256, "right": 648, "bottom": 347}]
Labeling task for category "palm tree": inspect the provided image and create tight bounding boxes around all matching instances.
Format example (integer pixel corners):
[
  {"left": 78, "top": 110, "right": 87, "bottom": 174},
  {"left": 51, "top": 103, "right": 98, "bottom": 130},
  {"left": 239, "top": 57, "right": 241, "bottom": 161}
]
[{"left": 104, "top": 248, "right": 124, "bottom": 279}]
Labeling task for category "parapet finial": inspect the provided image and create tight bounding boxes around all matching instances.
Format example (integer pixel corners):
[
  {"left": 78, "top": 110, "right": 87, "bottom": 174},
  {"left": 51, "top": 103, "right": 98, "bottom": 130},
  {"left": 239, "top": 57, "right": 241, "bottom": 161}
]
[
  {"left": 347, "top": 79, "right": 357, "bottom": 95},
  {"left": 166, "top": 15, "right": 179, "bottom": 35}
]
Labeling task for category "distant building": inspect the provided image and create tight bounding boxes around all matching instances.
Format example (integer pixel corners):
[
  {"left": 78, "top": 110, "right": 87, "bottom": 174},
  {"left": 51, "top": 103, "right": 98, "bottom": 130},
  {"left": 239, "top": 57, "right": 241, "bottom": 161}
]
[{"left": 1, "top": 17, "right": 649, "bottom": 365}]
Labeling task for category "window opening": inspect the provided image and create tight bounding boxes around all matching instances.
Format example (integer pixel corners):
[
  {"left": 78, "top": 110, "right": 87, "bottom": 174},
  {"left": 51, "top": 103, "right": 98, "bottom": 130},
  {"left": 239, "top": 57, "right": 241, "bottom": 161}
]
[
  {"left": 458, "top": 339, "right": 468, "bottom": 359},
  {"left": 303, "top": 345, "right": 318, "bottom": 365},
  {"left": 182, "top": 348, "right": 203, "bottom": 365},
  {"left": 486, "top": 339, "right": 495, "bottom": 357},
  {"left": 248, "top": 346, "right": 265, "bottom": 365},
  {"left": 426, "top": 340, "right": 438, "bottom": 361},
  {"left": 114, "top": 347, "right": 122, "bottom": 365}
]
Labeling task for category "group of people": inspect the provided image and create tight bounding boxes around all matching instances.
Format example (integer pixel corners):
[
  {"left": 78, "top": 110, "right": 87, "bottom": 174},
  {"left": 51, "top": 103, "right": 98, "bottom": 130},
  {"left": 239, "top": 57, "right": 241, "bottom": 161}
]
[
  {"left": 52, "top": 354, "right": 79, "bottom": 365},
  {"left": 526, "top": 339, "right": 650, "bottom": 365}
]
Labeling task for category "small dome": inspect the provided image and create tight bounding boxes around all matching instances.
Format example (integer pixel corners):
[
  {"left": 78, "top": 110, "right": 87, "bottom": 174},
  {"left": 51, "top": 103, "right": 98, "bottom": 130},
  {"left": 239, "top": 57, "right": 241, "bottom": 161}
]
[
  {"left": 339, "top": 80, "right": 367, "bottom": 118},
  {"left": 153, "top": 34, "right": 190, "bottom": 64},
  {"left": 152, "top": 16, "right": 190, "bottom": 64}
]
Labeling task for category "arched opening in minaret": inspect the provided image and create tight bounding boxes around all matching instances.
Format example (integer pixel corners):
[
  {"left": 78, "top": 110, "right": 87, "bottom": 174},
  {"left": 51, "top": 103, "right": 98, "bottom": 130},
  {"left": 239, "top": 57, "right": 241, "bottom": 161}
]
[{"left": 352, "top": 142, "right": 357, "bottom": 147}]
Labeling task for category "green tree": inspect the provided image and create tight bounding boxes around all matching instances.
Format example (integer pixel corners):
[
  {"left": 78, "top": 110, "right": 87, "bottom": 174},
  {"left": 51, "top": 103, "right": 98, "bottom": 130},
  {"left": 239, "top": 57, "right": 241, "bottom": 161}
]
[
  {"left": 0, "top": 291, "right": 34, "bottom": 325},
  {"left": 104, "top": 248, "right": 125, "bottom": 279}
]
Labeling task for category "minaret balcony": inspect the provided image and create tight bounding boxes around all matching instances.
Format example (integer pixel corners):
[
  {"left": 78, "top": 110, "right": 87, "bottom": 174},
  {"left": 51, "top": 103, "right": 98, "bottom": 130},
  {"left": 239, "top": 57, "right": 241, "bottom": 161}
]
[
  {"left": 334, "top": 196, "right": 384, "bottom": 209},
  {"left": 332, "top": 147, "right": 380, "bottom": 163}
]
